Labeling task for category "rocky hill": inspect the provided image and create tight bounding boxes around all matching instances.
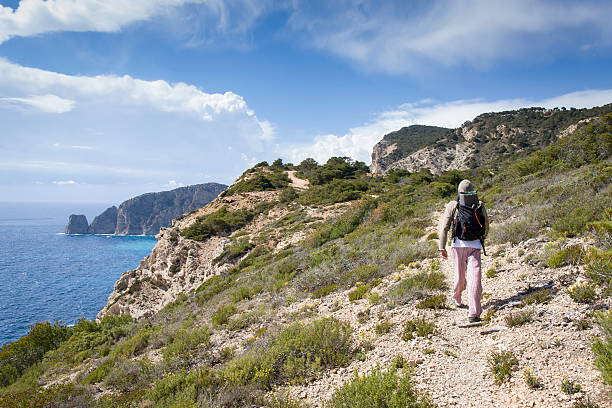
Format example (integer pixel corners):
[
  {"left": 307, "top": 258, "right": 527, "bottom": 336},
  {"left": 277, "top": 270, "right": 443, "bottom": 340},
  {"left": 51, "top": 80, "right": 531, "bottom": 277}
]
[
  {"left": 371, "top": 104, "right": 612, "bottom": 175},
  {"left": 1, "top": 110, "right": 611, "bottom": 408},
  {"left": 64, "top": 183, "right": 227, "bottom": 235}
]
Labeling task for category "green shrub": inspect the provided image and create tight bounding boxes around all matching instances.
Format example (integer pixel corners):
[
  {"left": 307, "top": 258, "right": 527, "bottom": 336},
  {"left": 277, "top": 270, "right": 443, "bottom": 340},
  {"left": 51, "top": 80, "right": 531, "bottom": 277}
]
[
  {"left": 561, "top": 378, "right": 582, "bottom": 394},
  {"left": 163, "top": 325, "right": 210, "bottom": 360},
  {"left": 569, "top": 281, "right": 597, "bottom": 303},
  {"left": 279, "top": 187, "right": 298, "bottom": 203},
  {"left": 0, "top": 321, "right": 71, "bottom": 387},
  {"left": 416, "top": 294, "right": 448, "bottom": 310},
  {"left": 375, "top": 321, "right": 395, "bottom": 335},
  {"left": 109, "top": 325, "right": 156, "bottom": 358},
  {"left": 214, "top": 238, "right": 254, "bottom": 265},
  {"left": 225, "top": 170, "right": 290, "bottom": 196},
  {"left": 592, "top": 310, "right": 612, "bottom": 387},
  {"left": 489, "top": 350, "right": 519, "bottom": 385},
  {"left": 548, "top": 245, "right": 584, "bottom": 268},
  {"left": 523, "top": 367, "right": 543, "bottom": 389},
  {"left": 522, "top": 289, "right": 551, "bottom": 305},
  {"left": 387, "top": 270, "right": 447, "bottom": 305},
  {"left": 393, "top": 241, "right": 438, "bottom": 266},
  {"left": 584, "top": 248, "right": 612, "bottom": 289},
  {"left": 349, "top": 284, "right": 370, "bottom": 302},
  {"left": 104, "top": 358, "right": 154, "bottom": 393},
  {"left": 572, "top": 397, "right": 601, "bottom": 408},
  {"left": 504, "top": 311, "right": 534, "bottom": 328},
  {"left": 182, "top": 204, "right": 272, "bottom": 241},
  {"left": 402, "top": 319, "right": 436, "bottom": 341},
  {"left": 212, "top": 303, "right": 238, "bottom": 328},
  {"left": 309, "top": 199, "right": 377, "bottom": 247},
  {"left": 326, "top": 365, "right": 435, "bottom": 408},
  {"left": 310, "top": 245, "right": 339, "bottom": 268},
  {"left": 82, "top": 360, "right": 113, "bottom": 385},
  {"left": 488, "top": 216, "right": 540, "bottom": 245},
  {"left": 486, "top": 267, "right": 497, "bottom": 278},
  {"left": 312, "top": 283, "right": 338, "bottom": 299},
  {"left": 0, "top": 383, "right": 91, "bottom": 408},
  {"left": 195, "top": 274, "right": 234, "bottom": 304},
  {"left": 224, "top": 318, "right": 353, "bottom": 389}
]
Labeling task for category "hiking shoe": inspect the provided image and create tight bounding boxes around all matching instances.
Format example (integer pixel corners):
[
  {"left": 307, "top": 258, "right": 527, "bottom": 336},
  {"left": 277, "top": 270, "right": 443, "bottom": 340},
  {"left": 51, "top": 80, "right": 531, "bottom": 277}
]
[
  {"left": 453, "top": 299, "right": 468, "bottom": 309},
  {"left": 468, "top": 316, "right": 481, "bottom": 323}
]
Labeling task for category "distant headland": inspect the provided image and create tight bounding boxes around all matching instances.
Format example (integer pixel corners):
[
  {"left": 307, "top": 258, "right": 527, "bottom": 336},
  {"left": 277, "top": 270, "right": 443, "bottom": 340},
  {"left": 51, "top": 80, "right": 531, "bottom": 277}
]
[{"left": 65, "top": 183, "right": 227, "bottom": 235}]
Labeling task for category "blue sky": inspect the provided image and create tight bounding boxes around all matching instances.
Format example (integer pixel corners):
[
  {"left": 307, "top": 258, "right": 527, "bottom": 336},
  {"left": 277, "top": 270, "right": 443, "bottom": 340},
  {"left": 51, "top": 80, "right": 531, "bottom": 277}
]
[{"left": 1, "top": 0, "right": 612, "bottom": 203}]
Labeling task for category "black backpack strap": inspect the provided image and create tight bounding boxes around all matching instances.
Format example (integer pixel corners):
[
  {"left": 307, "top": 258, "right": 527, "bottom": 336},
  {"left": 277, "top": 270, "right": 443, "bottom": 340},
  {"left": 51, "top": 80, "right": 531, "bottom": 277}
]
[{"left": 480, "top": 238, "right": 486, "bottom": 256}]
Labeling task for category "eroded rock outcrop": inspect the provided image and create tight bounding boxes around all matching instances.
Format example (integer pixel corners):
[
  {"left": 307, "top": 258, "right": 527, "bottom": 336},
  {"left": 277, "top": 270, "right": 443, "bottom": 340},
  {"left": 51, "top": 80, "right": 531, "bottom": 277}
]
[
  {"left": 64, "top": 214, "right": 89, "bottom": 234},
  {"left": 88, "top": 206, "right": 118, "bottom": 234}
]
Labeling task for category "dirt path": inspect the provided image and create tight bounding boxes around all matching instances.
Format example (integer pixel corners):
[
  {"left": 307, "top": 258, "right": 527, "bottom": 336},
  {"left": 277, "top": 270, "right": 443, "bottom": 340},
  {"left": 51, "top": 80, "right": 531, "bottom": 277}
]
[
  {"left": 285, "top": 241, "right": 611, "bottom": 408},
  {"left": 287, "top": 170, "right": 309, "bottom": 190}
]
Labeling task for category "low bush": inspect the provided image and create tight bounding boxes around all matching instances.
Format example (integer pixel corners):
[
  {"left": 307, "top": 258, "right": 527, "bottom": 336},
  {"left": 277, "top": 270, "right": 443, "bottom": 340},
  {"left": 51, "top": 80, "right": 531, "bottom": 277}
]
[
  {"left": 504, "top": 311, "right": 534, "bottom": 328},
  {"left": 486, "top": 267, "right": 497, "bottom": 278},
  {"left": 225, "top": 170, "right": 290, "bottom": 196},
  {"left": 0, "top": 383, "right": 92, "bottom": 408},
  {"left": 212, "top": 303, "right": 238, "bottom": 328},
  {"left": 349, "top": 284, "right": 370, "bottom": 302},
  {"left": 392, "top": 241, "right": 438, "bottom": 266},
  {"left": 163, "top": 325, "right": 210, "bottom": 360},
  {"left": 0, "top": 321, "right": 71, "bottom": 387},
  {"left": 488, "top": 216, "right": 540, "bottom": 245},
  {"left": 548, "top": 244, "right": 584, "bottom": 268},
  {"left": 214, "top": 238, "right": 254, "bottom": 265},
  {"left": 326, "top": 365, "right": 435, "bottom": 408},
  {"left": 591, "top": 310, "right": 612, "bottom": 387},
  {"left": 569, "top": 281, "right": 597, "bottom": 303},
  {"left": 522, "top": 289, "right": 551, "bottom": 305},
  {"left": 224, "top": 318, "right": 353, "bottom": 389},
  {"left": 387, "top": 270, "right": 447, "bottom": 305},
  {"left": 561, "top": 378, "right": 582, "bottom": 394},
  {"left": 416, "top": 294, "right": 448, "bottom": 310},
  {"left": 375, "top": 321, "right": 395, "bottom": 335},
  {"left": 402, "top": 319, "right": 436, "bottom": 341},
  {"left": 104, "top": 358, "right": 154, "bottom": 393},
  {"left": 523, "top": 367, "right": 543, "bottom": 389},
  {"left": 489, "top": 350, "right": 519, "bottom": 385},
  {"left": 309, "top": 199, "right": 377, "bottom": 247},
  {"left": 311, "top": 283, "right": 338, "bottom": 299},
  {"left": 182, "top": 203, "right": 272, "bottom": 241}
]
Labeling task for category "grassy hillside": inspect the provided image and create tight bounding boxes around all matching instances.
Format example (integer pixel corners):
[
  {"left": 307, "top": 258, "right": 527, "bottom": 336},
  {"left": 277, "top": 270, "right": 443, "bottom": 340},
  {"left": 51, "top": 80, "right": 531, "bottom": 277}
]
[{"left": 1, "top": 115, "right": 611, "bottom": 407}]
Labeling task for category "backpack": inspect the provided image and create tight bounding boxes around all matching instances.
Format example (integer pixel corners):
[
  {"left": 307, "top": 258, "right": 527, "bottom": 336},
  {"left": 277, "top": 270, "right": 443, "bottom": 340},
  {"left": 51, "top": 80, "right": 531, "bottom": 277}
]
[{"left": 452, "top": 193, "right": 487, "bottom": 253}]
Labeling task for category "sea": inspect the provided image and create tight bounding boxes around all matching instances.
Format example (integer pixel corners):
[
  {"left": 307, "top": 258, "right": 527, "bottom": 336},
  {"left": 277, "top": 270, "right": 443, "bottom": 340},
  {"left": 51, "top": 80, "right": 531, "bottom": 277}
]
[{"left": 0, "top": 202, "right": 157, "bottom": 346}]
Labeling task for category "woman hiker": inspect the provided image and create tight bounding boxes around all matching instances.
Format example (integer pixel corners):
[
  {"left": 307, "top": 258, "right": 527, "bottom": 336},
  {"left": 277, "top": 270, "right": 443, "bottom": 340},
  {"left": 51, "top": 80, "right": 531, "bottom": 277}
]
[{"left": 438, "top": 179, "right": 489, "bottom": 322}]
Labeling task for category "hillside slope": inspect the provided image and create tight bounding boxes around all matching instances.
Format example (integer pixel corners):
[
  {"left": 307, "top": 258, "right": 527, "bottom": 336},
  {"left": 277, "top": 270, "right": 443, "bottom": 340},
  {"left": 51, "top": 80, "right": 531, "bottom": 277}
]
[
  {"left": 1, "top": 112, "right": 611, "bottom": 408},
  {"left": 371, "top": 104, "right": 612, "bottom": 175}
]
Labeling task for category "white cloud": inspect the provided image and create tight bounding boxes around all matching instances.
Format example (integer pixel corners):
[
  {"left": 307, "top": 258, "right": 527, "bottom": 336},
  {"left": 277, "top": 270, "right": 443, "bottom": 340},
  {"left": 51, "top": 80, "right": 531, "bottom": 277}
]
[
  {"left": 165, "top": 180, "right": 185, "bottom": 188},
  {"left": 279, "top": 89, "right": 612, "bottom": 165},
  {"left": 52, "top": 180, "right": 77, "bottom": 185},
  {"left": 0, "top": 94, "right": 74, "bottom": 113},
  {"left": 289, "top": 0, "right": 612, "bottom": 73},
  {"left": 0, "top": 0, "right": 271, "bottom": 45},
  {"left": 0, "top": 58, "right": 271, "bottom": 136}
]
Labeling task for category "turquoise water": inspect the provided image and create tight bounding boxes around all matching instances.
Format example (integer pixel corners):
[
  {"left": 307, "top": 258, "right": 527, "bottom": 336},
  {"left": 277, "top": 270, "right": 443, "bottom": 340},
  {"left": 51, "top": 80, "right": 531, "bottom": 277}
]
[{"left": 0, "top": 203, "right": 157, "bottom": 345}]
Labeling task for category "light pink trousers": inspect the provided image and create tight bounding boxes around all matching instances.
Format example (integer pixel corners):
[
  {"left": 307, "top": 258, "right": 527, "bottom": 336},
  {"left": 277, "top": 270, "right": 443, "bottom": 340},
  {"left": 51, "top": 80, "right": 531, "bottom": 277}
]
[{"left": 451, "top": 247, "right": 482, "bottom": 318}]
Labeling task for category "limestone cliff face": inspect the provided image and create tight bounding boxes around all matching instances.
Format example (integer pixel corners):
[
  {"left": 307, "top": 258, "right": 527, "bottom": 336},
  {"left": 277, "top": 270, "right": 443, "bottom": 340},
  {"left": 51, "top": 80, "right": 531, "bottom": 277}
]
[
  {"left": 65, "top": 215, "right": 88, "bottom": 234},
  {"left": 370, "top": 105, "right": 612, "bottom": 175},
  {"left": 98, "top": 189, "right": 281, "bottom": 320},
  {"left": 88, "top": 206, "right": 118, "bottom": 234},
  {"left": 114, "top": 183, "right": 227, "bottom": 235},
  {"left": 64, "top": 183, "right": 227, "bottom": 236},
  {"left": 97, "top": 171, "right": 346, "bottom": 320}
]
